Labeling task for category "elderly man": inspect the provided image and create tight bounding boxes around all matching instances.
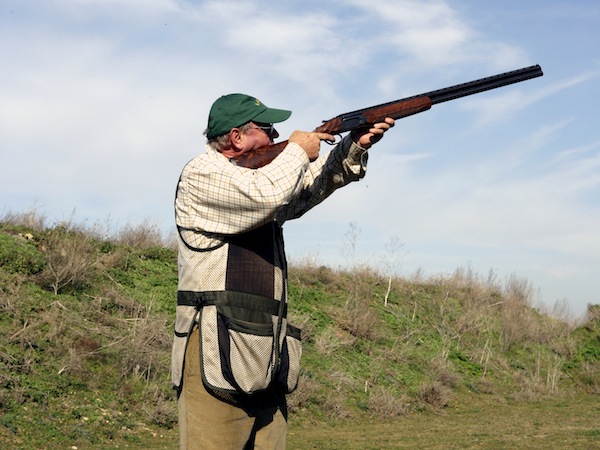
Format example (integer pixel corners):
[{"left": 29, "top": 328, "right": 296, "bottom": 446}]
[{"left": 172, "top": 93, "right": 394, "bottom": 449}]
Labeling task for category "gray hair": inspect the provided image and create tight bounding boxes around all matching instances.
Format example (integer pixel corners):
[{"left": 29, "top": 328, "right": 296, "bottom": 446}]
[{"left": 204, "top": 123, "right": 254, "bottom": 152}]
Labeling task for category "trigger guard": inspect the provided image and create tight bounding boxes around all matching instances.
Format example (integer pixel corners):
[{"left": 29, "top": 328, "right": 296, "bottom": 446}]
[{"left": 324, "top": 134, "right": 342, "bottom": 145}]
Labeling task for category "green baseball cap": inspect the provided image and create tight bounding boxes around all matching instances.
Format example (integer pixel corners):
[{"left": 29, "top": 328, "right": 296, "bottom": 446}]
[{"left": 206, "top": 93, "right": 292, "bottom": 140}]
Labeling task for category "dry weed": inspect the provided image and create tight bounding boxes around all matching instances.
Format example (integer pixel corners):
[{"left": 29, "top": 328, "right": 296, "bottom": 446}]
[
  {"left": 287, "top": 311, "right": 316, "bottom": 343},
  {"left": 511, "top": 371, "right": 549, "bottom": 401},
  {"left": 323, "top": 393, "right": 354, "bottom": 420},
  {"left": 585, "top": 304, "right": 600, "bottom": 323},
  {"left": 0, "top": 273, "right": 26, "bottom": 316},
  {"left": 335, "top": 295, "right": 379, "bottom": 341},
  {"left": 473, "top": 377, "right": 496, "bottom": 395},
  {"left": 418, "top": 381, "right": 453, "bottom": 409},
  {"left": 503, "top": 273, "right": 535, "bottom": 306},
  {"left": 288, "top": 373, "right": 323, "bottom": 413},
  {"left": 329, "top": 370, "right": 359, "bottom": 394},
  {"left": 430, "top": 357, "right": 460, "bottom": 388},
  {"left": 1, "top": 208, "right": 47, "bottom": 231},
  {"left": 315, "top": 325, "right": 355, "bottom": 355},
  {"left": 115, "top": 222, "right": 164, "bottom": 249},
  {"left": 117, "top": 312, "right": 172, "bottom": 381},
  {"left": 500, "top": 300, "right": 539, "bottom": 350},
  {"left": 367, "top": 386, "right": 409, "bottom": 418},
  {"left": 289, "top": 258, "right": 337, "bottom": 286},
  {"left": 97, "top": 286, "right": 149, "bottom": 318},
  {"left": 140, "top": 384, "right": 178, "bottom": 427},
  {"left": 575, "top": 362, "right": 600, "bottom": 394}
]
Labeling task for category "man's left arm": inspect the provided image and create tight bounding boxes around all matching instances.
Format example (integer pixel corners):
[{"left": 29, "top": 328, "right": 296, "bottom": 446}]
[{"left": 276, "top": 118, "right": 395, "bottom": 222}]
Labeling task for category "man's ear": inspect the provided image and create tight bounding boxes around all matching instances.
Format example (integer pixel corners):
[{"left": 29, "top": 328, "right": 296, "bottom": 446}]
[{"left": 229, "top": 128, "right": 244, "bottom": 150}]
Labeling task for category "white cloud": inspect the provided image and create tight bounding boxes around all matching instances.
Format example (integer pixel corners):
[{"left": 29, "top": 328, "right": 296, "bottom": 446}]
[{"left": 342, "top": 0, "right": 527, "bottom": 71}]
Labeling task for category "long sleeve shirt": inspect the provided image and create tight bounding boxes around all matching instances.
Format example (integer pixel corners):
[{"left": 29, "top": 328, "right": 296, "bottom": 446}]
[{"left": 171, "top": 135, "right": 369, "bottom": 389}]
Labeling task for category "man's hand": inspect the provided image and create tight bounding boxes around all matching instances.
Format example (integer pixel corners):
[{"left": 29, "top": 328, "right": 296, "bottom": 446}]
[
  {"left": 289, "top": 117, "right": 393, "bottom": 162},
  {"left": 289, "top": 131, "right": 335, "bottom": 161},
  {"left": 351, "top": 117, "right": 395, "bottom": 149}
]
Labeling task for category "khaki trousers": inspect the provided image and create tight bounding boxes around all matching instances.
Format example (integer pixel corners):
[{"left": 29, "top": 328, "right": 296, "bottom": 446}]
[{"left": 178, "top": 327, "right": 288, "bottom": 450}]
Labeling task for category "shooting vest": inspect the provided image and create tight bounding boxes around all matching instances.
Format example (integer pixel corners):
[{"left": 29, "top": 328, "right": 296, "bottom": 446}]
[{"left": 171, "top": 222, "right": 301, "bottom": 396}]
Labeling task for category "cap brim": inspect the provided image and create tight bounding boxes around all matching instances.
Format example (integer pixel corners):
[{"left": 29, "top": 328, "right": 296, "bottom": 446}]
[{"left": 253, "top": 107, "right": 292, "bottom": 124}]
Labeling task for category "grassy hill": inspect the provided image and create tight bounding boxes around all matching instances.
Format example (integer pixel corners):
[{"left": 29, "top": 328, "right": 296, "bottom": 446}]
[{"left": 0, "top": 212, "right": 598, "bottom": 449}]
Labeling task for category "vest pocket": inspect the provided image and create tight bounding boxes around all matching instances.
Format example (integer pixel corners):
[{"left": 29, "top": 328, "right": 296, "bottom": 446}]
[
  {"left": 218, "top": 313, "right": 275, "bottom": 394},
  {"left": 199, "top": 300, "right": 302, "bottom": 396},
  {"left": 278, "top": 324, "right": 302, "bottom": 393}
]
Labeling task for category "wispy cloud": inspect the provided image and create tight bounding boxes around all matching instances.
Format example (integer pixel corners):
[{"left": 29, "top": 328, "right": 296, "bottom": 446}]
[
  {"left": 343, "top": 0, "right": 527, "bottom": 72},
  {"left": 552, "top": 139, "right": 600, "bottom": 163}
]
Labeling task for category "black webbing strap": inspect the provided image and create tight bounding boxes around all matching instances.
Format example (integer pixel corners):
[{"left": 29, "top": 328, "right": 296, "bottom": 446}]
[
  {"left": 177, "top": 290, "right": 286, "bottom": 317},
  {"left": 177, "top": 291, "right": 217, "bottom": 309}
]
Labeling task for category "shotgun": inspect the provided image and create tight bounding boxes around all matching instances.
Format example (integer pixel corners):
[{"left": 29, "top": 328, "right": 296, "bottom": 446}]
[{"left": 234, "top": 65, "right": 544, "bottom": 169}]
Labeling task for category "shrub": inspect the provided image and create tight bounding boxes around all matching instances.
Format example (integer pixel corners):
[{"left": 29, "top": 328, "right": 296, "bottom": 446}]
[
  {"left": 37, "top": 226, "right": 98, "bottom": 294},
  {"left": 0, "top": 233, "right": 46, "bottom": 275}
]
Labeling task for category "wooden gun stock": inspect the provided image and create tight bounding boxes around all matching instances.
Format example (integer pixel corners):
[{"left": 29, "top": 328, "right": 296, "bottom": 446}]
[
  {"left": 233, "top": 97, "right": 431, "bottom": 169},
  {"left": 234, "top": 65, "right": 543, "bottom": 169}
]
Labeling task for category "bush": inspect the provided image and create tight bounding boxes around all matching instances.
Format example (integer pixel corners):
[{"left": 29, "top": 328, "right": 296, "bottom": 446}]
[{"left": 37, "top": 226, "right": 98, "bottom": 294}]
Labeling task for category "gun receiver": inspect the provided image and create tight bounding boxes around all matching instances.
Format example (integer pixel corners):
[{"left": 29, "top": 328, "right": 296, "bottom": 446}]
[{"left": 234, "top": 65, "right": 543, "bottom": 169}]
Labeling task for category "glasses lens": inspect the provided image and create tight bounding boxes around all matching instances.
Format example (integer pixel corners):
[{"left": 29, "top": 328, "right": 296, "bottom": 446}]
[{"left": 255, "top": 123, "right": 273, "bottom": 135}]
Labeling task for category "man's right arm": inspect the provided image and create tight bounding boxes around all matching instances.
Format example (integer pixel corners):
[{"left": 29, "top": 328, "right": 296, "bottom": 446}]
[{"left": 176, "top": 143, "right": 313, "bottom": 236}]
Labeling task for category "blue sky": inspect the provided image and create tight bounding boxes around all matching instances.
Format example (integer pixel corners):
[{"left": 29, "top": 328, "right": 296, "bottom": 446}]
[{"left": 1, "top": 0, "right": 599, "bottom": 318}]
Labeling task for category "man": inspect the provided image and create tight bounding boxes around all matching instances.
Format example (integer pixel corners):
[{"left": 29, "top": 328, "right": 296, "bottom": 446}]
[{"left": 172, "top": 93, "right": 394, "bottom": 449}]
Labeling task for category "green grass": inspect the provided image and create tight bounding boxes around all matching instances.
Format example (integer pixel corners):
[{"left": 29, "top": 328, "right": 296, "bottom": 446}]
[
  {"left": 89, "top": 394, "right": 600, "bottom": 449},
  {"left": 1, "top": 214, "right": 599, "bottom": 449},
  {"left": 287, "top": 394, "right": 600, "bottom": 450}
]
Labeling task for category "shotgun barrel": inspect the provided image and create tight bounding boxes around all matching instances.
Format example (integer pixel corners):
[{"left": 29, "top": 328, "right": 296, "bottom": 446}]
[
  {"left": 329, "top": 65, "right": 544, "bottom": 133},
  {"left": 234, "top": 65, "right": 544, "bottom": 168}
]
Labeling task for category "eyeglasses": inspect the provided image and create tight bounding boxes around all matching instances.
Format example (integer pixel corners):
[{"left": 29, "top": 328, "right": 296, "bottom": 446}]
[{"left": 249, "top": 123, "right": 275, "bottom": 136}]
